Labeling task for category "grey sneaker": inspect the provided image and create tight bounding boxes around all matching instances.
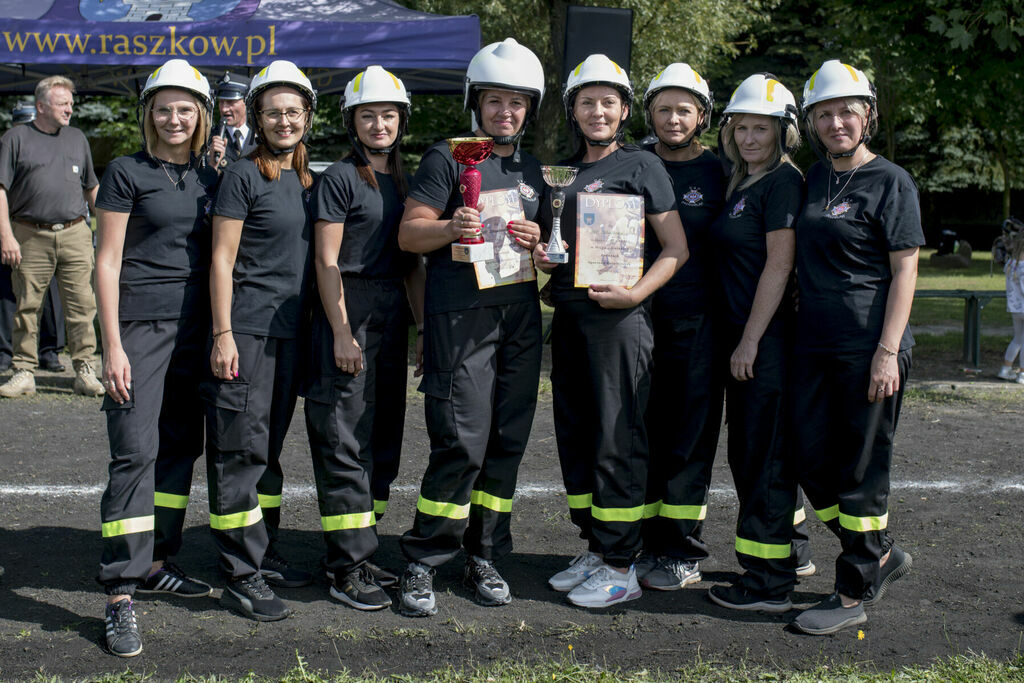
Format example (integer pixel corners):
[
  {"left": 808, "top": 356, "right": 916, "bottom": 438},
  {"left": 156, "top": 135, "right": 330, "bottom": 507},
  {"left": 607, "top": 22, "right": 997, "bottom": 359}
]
[
  {"left": 634, "top": 552, "right": 658, "bottom": 579},
  {"left": 137, "top": 562, "right": 212, "bottom": 597},
  {"left": 708, "top": 583, "right": 792, "bottom": 613},
  {"left": 0, "top": 369, "right": 35, "bottom": 398},
  {"left": 260, "top": 546, "right": 313, "bottom": 588},
  {"left": 104, "top": 598, "right": 142, "bottom": 658},
  {"left": 998, "top": 365, "right": 1018, "bottom": 381},
  {"left": 641, "top": 558, "right": 701, "bottom": 591},
  {"left": 792, "top": 592, "right": 867, "bottom": 635},
  {"left": 330, "top": 565, "right": 392, "bottom": 611},
  {"left": 463, "top": 556, "right": 511, "bottom": 606},
  {"left": 795, "top": 560, "right": 817, "bottom": 578},
  {"left": 399, "top": 562, "right": 437, "bottom": 617},
  {"left": 221, "top": 573, "right": 292, "bottom": 621},
  {"left": 73, "top": 361, "right": 104, "bottom": 397},
  {"left": 863, "top": 544, "right": 912, "bottom": 606},
  {"left": 549, "top": 551, "right": 602, "bottom": 592}
]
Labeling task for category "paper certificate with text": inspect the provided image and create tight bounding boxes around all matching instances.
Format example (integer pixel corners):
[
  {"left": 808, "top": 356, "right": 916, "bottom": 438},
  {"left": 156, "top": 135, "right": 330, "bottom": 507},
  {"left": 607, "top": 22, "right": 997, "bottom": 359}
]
[
  {"left": 474, "top": 188, "right": 537, "bottom": 289},
  {"left": 573, "top": 193, "right": 645, "bottom": 288}
]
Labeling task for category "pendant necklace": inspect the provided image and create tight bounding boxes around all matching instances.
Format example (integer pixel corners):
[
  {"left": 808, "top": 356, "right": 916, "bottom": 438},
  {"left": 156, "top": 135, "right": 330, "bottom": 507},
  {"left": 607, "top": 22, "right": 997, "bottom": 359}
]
[
  {"left": 159, "top": 158, "right": 190, "bottom": 188},
  {"left": 826, "top": 161, "right": 862, "bottom": 209}
]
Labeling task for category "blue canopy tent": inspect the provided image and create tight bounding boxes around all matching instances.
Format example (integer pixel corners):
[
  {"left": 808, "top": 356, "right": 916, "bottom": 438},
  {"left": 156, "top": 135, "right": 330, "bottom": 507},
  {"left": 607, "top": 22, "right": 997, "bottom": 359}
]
[{"left": 0, "top": 0, "right": 480, "bottom": 95}]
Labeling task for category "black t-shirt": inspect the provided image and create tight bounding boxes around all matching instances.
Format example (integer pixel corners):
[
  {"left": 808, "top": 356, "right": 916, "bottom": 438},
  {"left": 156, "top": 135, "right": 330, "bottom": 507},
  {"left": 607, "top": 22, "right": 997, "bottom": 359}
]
[
  {"left": 311, "top": 157, "right": 415, "bottom": 279},
  {"left": 409, "top": 137, "right": 544, "bottom": 315},
  {"left": 543, "top": 146, "right": 678, "bottom": 304},
  {"left": 795, "top": 156, "right": 924, "bottom": 353},
  {"left": 641, "top": 144, "right": 726, "bottom": 317},
  {"left": 0, "top": 123, "right": 98, "bottom": 223},
  {"left": 212, "top": 159, "right": 313, "bottom": 339},
  {"left": 709, "top": 163, "right": 804, "bottom": 333},
  {"left": 96, "top": 151, "right": 219, "bottom": 321}
]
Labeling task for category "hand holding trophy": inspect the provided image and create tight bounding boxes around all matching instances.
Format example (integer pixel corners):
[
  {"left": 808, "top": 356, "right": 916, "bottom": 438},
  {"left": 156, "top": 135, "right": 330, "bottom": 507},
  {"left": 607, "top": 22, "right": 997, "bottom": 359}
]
[
  {"left": 540, "top": 165, "right": 579, "bottom": 264},
  {"left": 449, "top": 137, "right": 495, "bottom": 263}
]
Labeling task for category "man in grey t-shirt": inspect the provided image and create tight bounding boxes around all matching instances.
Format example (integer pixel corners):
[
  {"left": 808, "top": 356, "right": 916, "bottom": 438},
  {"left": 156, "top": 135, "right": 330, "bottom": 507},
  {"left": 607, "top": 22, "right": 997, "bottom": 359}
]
[{"left": 0, "top": 75, "right": 104, "bottom": 398}]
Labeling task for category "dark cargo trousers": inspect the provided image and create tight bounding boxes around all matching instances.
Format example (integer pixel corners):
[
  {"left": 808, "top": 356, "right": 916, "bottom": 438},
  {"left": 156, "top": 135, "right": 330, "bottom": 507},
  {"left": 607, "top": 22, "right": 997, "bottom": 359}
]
[
  {"left": 98, "top": 317, "right": 206, "bottom": 595},
  {"left": 551, "top": 299, "right": 654, "bottom": 569},
  {"left": 793, "top": 349, "right": 910, "bottom": 599},
  {"left": 305, "top": 277, "right": 408, "bottom": 576},
  {"left": 203, "top": 333, "right": 300, "bottom": 578},
  {"left": 0, "top": 265, "right": 64, "bottom": 362},
  {"left": 401, "top": 300, "right": 541, "bottom": 567}
]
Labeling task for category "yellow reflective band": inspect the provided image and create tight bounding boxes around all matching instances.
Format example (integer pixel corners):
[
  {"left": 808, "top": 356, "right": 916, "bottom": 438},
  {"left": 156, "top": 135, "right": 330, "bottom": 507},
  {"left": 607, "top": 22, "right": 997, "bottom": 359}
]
[
  {"left": 321, "top": 511, "right": 375, "bottom": 532},
  {"left": 388, "top": 72, "right": 400, "bottom": 88},
  {"left": 808, "top": 69, "right": 820, "bottom": 92},
  {"left": 843, "top": 63, "right": 860, "bottom": 81},
  {"left": 793, "top": 507, "right": 807, "bottom": 525},
  {"left": 839, "top": 511, "right": 888, "bottom": 532},
  {"left": 735, "top": 536, "right": 791, "bottom": 560},
  {"left": 573, "top": 63, "right": 583, "bottom": 76},
  {"left": 416, "top": 495, "right": 469, "bottom": 520},
  {"left": 766, "top": 79, "right": 780, "bottom": 102},
  {"left": 694, "top": 70, "right": 704, "bottom": 84},
  {"left": 815, "top": 504, "right": 839, "bottom": 522},
  {"left": 591, "top": 503, "right": 644, "bottom": 523},
  {"left": 154, "top": 492, "right": 188, "bottom": 510},
  {"left": 373, "top": 499, "right": 388, "bottom": 516},
  {"left": 470, "top": 489, "right": 512, "bottom": 513},
  {"left": 655, "top": 69, "right": 665, "bottom": 81},
  {"left": 257, "top": 67, "right": 268, "bottom": 77},
  {"left": 566, "top": 493, "right": 592, "bottom": 510},
  {"left": 353, "top": 71, "right": 364, "bottom": 92},
  {"left": 643, "top": 501, "right": 661, "bottom": 519},
  {"left": 659, "top": 503, "right": 707, "bottom": 521},
  {"left": 258, "top": 494, "right": 281, "bottom": 509},
  {"left": 102, "top": 515, "right": 154, "bottom": 538},
  {"left": 209, "top": 505, "right": 263, "bottom": 530}
]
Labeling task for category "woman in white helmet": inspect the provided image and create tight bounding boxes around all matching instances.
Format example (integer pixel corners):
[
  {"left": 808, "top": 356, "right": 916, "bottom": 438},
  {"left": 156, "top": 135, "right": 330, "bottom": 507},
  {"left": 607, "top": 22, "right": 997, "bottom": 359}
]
[
  {"left": 535, "top": 54, "right": 687, "bottom": 608},
  {"left": 704, "top": 73, "right": 804, "bottom": 614},
  {"left": 304, "top": 65, "right": 424, "bottom": 611},
  {"left": 396, "top": 37, "right": 545, "bottom": 617},
  {"left": 94, "top": 58, "right": 218, "bottom": 657},
  {"left": 204, "top": 59, "right": 317, "bottom": 622},
  {"left": 789, "top": 60, "right": 920, "bottom": 635},
  {"left": 634, "top": 63, "right": 726, "bottom": 592}
]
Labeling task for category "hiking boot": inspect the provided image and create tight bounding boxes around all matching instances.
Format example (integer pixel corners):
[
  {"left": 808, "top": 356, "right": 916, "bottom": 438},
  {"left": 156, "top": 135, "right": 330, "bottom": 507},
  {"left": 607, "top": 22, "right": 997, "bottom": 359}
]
[
  {"left": 795, "top": 560, "right": 817, "bottom": 578},
  {"left": 998, "top": 365, "right": 1018, "bottom": 381},
  {"left": 39, "top": 352, "right": 65, "bottom": 373},
  {"left": 641, "top": 558, "right": 701, "bottom": 591},
  {"left": 0, "top": 369, "right": 35, "bottom": 398},
  {"left": 399, "top": 562, "right": 437, "bottom": 617},
  {"left": 566, "top": 563, "right": 642, "bottom": 608},
  {"left": 708, "top": 583, "right": 792, "bottom": 613},
  {"left": 548, "top": 551, "right": 602, "bottom": 592},
  {"left": 72, "top": 361, "right": 104, "bottom": 396},
  {"left": 260, "top": 546, "right": 312, "bottom": 587},
  {"left": 137, "top": 562, "right": 212, "bottom": 598},
  {"left": 330, "top": 565, "right": 392, "bottom": 611},
  {"left": 792, "top": 592, "right": 867, "bottom": 635},
  {"left": 634, "top": 551, "right": 658, "bottom": 580},
  {"left": 104, "top": 598, "right": 142, "bottom": 658},
  {"left": 221, "top": 573, "right": 292, "bottom": 621},
  {"left": 863, "top": 544, "right": 912, "bottom": 606},
  {"left": 323, "top": 557, "right": 398, "bottom": 588},
  {"left": 463, "top": 556, "right": 511, "bottom": 606}
]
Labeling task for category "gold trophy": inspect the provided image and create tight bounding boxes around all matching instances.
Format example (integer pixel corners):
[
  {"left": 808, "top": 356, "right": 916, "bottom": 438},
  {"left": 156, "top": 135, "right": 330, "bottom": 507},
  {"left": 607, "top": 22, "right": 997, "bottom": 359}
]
[
  {"left": 540, "top": 165, "right": 578, "bottom": 264},
  {"left": 449, "top": 137, "right": 495, "bottom": 263}
]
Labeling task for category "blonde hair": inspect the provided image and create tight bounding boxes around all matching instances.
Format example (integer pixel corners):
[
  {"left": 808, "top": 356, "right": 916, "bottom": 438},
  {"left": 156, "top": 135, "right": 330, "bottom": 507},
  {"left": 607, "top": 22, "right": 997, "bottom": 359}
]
[
  {"left": 721, "top": 113, "right": 801, "bottom": 196},
  {"left": 35, "top": 75, "right": 75, "bottom": 104},
  {"left": 804, "top": 97, "right": 875, "bottom": 155},
  {"left": 142, "top": 89, "right": 211, "bottom": 160}
]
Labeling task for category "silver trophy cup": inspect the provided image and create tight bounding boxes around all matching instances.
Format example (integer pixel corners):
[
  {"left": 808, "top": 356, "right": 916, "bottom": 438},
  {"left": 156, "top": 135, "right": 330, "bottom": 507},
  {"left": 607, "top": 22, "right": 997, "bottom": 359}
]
[{"left": 540, "top": 165, "right": 579, "bottom": 264}]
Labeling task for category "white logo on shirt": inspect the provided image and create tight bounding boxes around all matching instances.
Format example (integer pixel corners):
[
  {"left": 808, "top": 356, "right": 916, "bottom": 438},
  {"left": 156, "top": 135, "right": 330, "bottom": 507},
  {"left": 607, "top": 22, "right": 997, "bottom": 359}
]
[{"left": 72, "top": 164, "right": 80, "bottom": 174}]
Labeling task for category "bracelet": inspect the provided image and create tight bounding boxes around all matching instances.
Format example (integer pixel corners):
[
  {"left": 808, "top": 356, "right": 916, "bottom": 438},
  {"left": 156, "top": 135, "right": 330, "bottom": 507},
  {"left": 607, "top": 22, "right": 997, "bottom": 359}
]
[
  {"left": 213, "top": 329, "right": 232, "bottom": 338},
  {"left": 877, "top": 341, "right": 898, "bottom": 356}
]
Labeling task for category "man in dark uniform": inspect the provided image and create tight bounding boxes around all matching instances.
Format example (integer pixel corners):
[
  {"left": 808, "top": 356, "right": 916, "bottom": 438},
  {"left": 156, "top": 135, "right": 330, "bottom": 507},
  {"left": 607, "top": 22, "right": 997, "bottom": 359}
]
[
  {"left": 0, "top": 76, "right": 103, "bottom": 399},
  {"left": 207, "top": 72, "right": 256, "bottom": 171},
  {"left": 0, "top": 102, "right": 66, "bottom": 373}
]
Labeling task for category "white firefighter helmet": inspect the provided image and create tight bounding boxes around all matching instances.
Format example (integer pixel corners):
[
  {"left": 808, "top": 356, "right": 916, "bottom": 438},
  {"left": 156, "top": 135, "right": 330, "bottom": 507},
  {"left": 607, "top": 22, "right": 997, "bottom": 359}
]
[
  {"left": 563, "top": 53, "right": 633, "bottom": 113},
  {"left": 802, "top": 59, "right": 874, "bottom": 112},
  {"left": 342, "top": 65, "right": 410, "bottom": 114},
  {"left": 464, "top": 38, "right": 545, "bottom": 117},
  {"left": 643, "top": 62, "right": 714, "bottom": 134},
  {"left": 141, "top": 58, "right": 213, "bottom": 110},
  {"left": 723, "top": 73, "right": 797, "bottom": 121},
  {"left": 246, "top": 60, "right": 317, "bottom": 113}
]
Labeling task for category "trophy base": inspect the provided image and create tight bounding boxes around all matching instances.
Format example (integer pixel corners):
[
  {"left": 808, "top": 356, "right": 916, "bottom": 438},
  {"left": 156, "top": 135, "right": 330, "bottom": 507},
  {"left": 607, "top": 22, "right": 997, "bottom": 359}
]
[
  {"left": 546, "top": 251, "right": 568, "bottom": 264},
  {"left": 452, "top": 242, "right": 495, "bottom": 263}
]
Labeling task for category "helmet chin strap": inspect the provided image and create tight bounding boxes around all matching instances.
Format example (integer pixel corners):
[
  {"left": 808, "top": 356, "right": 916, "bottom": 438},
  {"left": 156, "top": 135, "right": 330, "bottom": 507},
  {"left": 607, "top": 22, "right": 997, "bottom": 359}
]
[
  {"left": 577, "top": 115, "right": 626, "bottom": 148},
  {"left": 828, "top": 133, "right": 871, "bottom": 159},
  {"left": 660, "top": 136, "right": 695, "bottom": 151}
]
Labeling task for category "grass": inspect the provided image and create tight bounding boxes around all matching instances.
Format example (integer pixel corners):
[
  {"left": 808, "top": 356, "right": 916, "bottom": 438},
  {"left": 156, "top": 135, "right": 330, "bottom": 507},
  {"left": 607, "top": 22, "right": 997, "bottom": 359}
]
[{"left": 911, "top": 248, "right": 1013, "bottom": 328}]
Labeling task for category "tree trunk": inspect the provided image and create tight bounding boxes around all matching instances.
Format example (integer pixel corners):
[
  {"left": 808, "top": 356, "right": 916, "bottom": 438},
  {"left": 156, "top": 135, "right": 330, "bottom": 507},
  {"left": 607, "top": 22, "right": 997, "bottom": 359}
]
[{"left": 997, "top": 152, "right": 1012, "bottom": 220}]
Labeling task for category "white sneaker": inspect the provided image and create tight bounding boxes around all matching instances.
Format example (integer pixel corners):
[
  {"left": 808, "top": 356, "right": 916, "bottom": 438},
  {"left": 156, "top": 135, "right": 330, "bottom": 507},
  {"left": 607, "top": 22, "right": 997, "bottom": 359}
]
[
  {"left": 566, "top": 563, "right": 642, "bottom": 608},
  {"left": 73, "top": 361, "right": 105, "bottom": 397},
  {"left": 1017, "top": 373, "right": 1024, "bottom": 385},
  {"left": 0, "top": 369, "right": 35, "bottom": 398},
  {"left": 549, "top": 551, "right": 602, "bottom": 592},
  {"left": 997, "top": 365, "right": 1018, "bottom": 381}
]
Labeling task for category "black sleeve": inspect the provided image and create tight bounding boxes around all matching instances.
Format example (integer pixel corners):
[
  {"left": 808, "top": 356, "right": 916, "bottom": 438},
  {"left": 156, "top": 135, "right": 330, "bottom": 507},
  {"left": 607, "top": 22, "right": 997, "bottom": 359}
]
[
  {"left": 638, "top": 157, "right": 677, "bottom": 215},
  {"left": 408, "top": 146, "right": 456, "bottom": 212},
  {"left": 312, "top": 164, "right": 353, "bottom": 224},
  {"left": 763, "top": 165, "right": 804, "bottom": 233},
  {"left": 95, "top": 157, "right": 137, "bottom": 213},
  {"left": 212, "top": 164, "right": 254, "bottom": 220},
  {"left": 881, "top": 170, "right": 925, "bottom": 251}
]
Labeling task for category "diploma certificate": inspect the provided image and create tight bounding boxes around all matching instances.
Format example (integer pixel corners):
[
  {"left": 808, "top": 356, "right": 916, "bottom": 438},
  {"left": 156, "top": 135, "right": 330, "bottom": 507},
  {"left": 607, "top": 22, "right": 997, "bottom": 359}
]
[
  {"left": 474, "top": 188, "right": 537, "bottom": 289},
  {"left": 574, "top": 193, "right": 645, "bottom": 288}
]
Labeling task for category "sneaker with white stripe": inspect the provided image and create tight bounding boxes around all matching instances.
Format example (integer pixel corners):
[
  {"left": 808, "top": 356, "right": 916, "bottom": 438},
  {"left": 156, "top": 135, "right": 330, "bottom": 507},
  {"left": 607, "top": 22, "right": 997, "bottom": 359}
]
[
  {"left": 105, "top": 598, "right": 142, "bottom": 658},
  {"left": 136, "top": 562, "right": 212, "bottom": 598}
]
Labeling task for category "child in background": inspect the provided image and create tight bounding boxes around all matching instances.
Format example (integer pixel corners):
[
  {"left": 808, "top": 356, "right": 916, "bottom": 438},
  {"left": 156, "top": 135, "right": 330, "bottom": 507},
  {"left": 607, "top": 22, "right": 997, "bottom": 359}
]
[{"left": 998, "top": 228, "right": 1024, "bottom": 383}]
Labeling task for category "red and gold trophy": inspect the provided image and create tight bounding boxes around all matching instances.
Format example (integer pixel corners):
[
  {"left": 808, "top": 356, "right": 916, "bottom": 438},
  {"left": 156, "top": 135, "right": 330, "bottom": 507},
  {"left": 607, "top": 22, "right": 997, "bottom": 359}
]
[{"left": 448, "top": 137, "right": 495, "bottom": 263}]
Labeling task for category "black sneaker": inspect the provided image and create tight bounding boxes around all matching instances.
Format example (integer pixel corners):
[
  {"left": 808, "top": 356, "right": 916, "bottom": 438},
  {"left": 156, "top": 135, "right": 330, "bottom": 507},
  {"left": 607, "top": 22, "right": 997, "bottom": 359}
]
[
  {"left": 330, "top": 566, "right": 392, "bottom": 611},
  {"left": 863, "top": 544, "right": 912, "bottom": 606},
  {"left": 104, "top": 598, "right": 142, "bottom": 658},
  {"left": 38, "top": 352, "right": 65, "bottom": 373},
  {"left": 708, "top": 583, "right": 792, "bottom": 613},
  {"left": 323, "top": 557, "right": 398, "bottom": 588},
  {"left": 792, "top": 592, "right": 867, "bottom": 635},
  {"left": 137, "top": 562, "right": 212, "bottom": 598},
  {"left": 221, "top": 574, "right": 292, "bottom": 621},
  {"left": 399, "top": 563, "right": 437, "bottom": 617},
  {"left": 463, "top": 556, "right": 511, "bottom": 606},
  {"left": 260, "top": 547, "right": 313, "bottom": 588}
]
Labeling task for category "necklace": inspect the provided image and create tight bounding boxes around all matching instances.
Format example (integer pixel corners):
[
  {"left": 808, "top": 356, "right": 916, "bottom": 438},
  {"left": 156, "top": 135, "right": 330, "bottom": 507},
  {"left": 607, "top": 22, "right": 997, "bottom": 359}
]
[
  {"left": 159, "top": 158, "right": 190, "bottom": 188},
  {"left": 826, "top": 160, "right": 863, "bottom": 209}
]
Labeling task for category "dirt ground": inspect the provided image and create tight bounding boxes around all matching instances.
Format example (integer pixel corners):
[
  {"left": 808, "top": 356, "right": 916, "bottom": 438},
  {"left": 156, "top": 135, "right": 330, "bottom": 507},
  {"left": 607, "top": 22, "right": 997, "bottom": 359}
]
[{"left": 0, "top": 345, "right": 1022, "bottom": 681}]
